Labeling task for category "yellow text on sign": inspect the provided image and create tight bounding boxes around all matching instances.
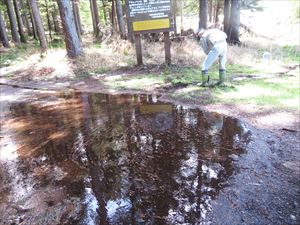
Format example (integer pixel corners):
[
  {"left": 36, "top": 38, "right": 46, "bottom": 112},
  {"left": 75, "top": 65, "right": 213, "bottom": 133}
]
[{"left": 132, "top": 18, "right": 170, "bottom": 31}]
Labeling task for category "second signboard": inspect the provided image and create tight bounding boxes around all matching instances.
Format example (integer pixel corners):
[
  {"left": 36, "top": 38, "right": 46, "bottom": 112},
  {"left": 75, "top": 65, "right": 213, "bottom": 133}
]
[{"left": 126, "top": 0, "right": 174, "bottom": 33}]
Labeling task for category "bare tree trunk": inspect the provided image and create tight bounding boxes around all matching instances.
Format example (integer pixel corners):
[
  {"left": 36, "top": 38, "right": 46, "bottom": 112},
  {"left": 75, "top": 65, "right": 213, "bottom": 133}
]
[
  {"left": 44, "top": 0, "right": 52, "bottom": 41},
  {"left": 89, "top": 0, "right": 96, "bottom": 34},
  {"left": 13, "top": 0, "right": 27, "bottom": 42},
  {"left": 208, "top": 0, "right": 213, "bottom": 23},
  {"left": 91, "top": 0, "right": 100, "bottom": 37},
  {"left": 0, "top": 10, "right": 10, "bottom": 47},
  {"left": 173, "top": 0, "right": 177, "bottom": 35},
  {"left": 224, "top": 0, "right": 230, "bottom": 34},
  {"left": 228, "top": 0, "right": 240, "bottom": 45},
  {"left": 126, "top": 14, "right": 133, "bottom": 43},
  {"left": 28, "top": 0, "right": 48, "bottom": 49},
  {"left": 109, "top": 1, "right": 114, "bottom": 29},
  {"left": 76, "top": 0, "right": 83, "bottom": 34},
  {"left": 199, "top": 0, "right": 208, "bottom": 30},
  {"left": 3, "top": 10, "right": 9, "bottom": 28},
  {"left": 77, "top": 1, "right": 83, "bottom": 35},
  {"left": 72, "top": 0, "right": 80, "bottom": 37},
  {"left": 52, "top": 3, "right": 61, "bottom": 34},
  {"left": 115, "top": 0, "right": 125, "bottom": 39},
  {"left": 27, "top": 0, "right": 38, "bottom": 39},
  {"left": 180, "top": 0, "right": 183, "bottom": 34},
  {"left": 57, "top": 0, "right": 83, "bottom": 57},
  {"left": 5, "top": 0, "right": 20, "bottom": 43},
  {"left": 72, "top": 0, "right": 83, "bottom": 36},
  {"left": 51, "top": 11, "right": 58, "bottom": 33},
  {"left": 111, "top": 0, "right": 116, "bottom": 33},
  {"left": 214, "top": 0, "right": 220, "bottom": 23},
  {"left": 19, "top": 0, "right": 33, "bottom": 36},
  {"left": 101, "top": 0, "right": 107, "bottom": 25}
]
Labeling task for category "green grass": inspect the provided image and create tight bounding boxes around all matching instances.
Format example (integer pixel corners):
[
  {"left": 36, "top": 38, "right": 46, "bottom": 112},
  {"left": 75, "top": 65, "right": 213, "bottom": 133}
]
[
  {"left": 0, "top": 42, "right": 40, "bottom": 67},
  {"left": 103, "top": 63, "right": 298, "bottom": 110},
  {"left": 48, "top": 38, "right": 65, "bottom": 49},
  {"left": 227, "top": 64, "right": 260, "bottom": 75},
  {"left": 92, "top": 43, "right": 102, "bottom": 49},
  {"left": 164, "top": 68, "right": 202, "bottom": 86},
  {"left": 162, "top": 64, "right": 259, "bottom": 88},
  {"left": 282, "top": 45, "right": 300, "bottom": 63},
  {"left": 213, "top": 76, "right": 299, "bottom": 110}
]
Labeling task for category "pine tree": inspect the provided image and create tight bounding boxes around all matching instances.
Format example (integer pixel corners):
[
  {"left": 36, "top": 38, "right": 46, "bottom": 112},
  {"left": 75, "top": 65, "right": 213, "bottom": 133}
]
[
  {"left": 57, "top": 0, "right": 83, "bottom": 57},
  {"left": 0, "top": 10, "right": 10, "bottom": 47},
  {"left": 228, "top": 0, "right": 240, "bottom": 44},
  {"left": 199, "top": 0, "right": 208, "bottom": 30},
  {"left": 115, "top": 0, "right": 125, "bottom": 39},
  {"left": 28, "top": 0, "right": 48, "bottom": 49},
  {"left": 13, "top": 0, "right": 27, "bottom": 42},
  {"left": 5, "top": 0, "right": 20, "bottom": 43}
]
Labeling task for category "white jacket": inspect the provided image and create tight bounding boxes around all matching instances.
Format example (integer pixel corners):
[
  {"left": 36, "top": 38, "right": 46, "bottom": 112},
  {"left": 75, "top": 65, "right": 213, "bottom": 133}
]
[{"left": 200, "top": 29, "right": 227, "bottom": 55}]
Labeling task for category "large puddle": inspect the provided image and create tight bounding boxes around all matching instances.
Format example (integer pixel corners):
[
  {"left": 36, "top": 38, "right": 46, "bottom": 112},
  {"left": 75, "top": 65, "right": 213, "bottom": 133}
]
[{"left": 0, "top": 90, "right": 251, "bottom": 224}]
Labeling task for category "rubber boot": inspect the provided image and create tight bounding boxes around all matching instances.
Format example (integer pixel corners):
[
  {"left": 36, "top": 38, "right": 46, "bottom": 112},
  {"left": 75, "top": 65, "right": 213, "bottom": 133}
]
[
  {"left": 217, "top": 69, "right": 226, "bottom": 86},
  {"left": 201, "top": 70, "right": 209, "bottom": 87}
]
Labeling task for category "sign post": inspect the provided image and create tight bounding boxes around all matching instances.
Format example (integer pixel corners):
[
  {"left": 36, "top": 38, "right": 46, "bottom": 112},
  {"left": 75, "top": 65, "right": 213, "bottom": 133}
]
[
  {"left": 134, "top": 33, "right": 143, "bottom": 65},
  {"left": 126, "top": 0, "right": 174, "bottom": 65}
]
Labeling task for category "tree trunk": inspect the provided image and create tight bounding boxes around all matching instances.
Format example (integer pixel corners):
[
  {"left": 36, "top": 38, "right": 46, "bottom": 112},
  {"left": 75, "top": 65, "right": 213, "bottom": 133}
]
[
  {"left": 76, "top": 0, "right": 83, "bottom": 34},
  {"left": 223, "top": 0, "right": 230, "bottom": 34},
  {"left": 52, "top": 3, "right": 61, "bottom": 34},
  {"left": 72, "top": 0, "right": 80, "bottom": 37},
  {"left": 228, "top": 0, "right": 240, "bottom": 44},
  {"left": 91, "top": 0, "right": 100, "bottom": 37},
  {"left": 126, "top": 14, "right": 133, "bottom": 43},
  {"left": 115, "top": 0, "right": 126, "bottom": 39},
  {"left": 27, "top": 0, "right": 38, "bottom": 39},
  {"left": 5, "top": 0, "right": 20, "bottom": 43},
  {"left": 0, "top": 10, "right": 10, "bottom": 47},
  {"left": 57, "top": 0, "right": 83, "bottom": 57},
  {"left": 173, "top": 0, "right": 177, "bottom": 35},
  {"left": 109, "top": 0, "right": 116, "bottom": 33},
  {"left": 72, "top": 0, "right": 83, "bottom": 36},
  {"left": 89, "top": 0, "right": 96, "bottom": 34},
  {"left": 111, "top": 0, "right": 116, "bottom": 33},
  {"left": 214, "top": 0, "right": 220, "bottom": 23},
  {"left": 51, "top": 11, "right": 58, "bottom": 33},
  {"left": 13, "top": 0, "right": 27, "bottom": 42},
  {"left": 44, "top": 0, "right": 52, "bottom": 41},
  {"left": 101, "top": 0, "right": 107, "bottom": 25},
  {"left": 199, "top": 0, "right": 208, "bottom": 30},
  {"left": 208, "top": 0, "right": 213, "bottom": 23},
  {"left": 180, "top": 0, "right": 183, "bottom": 34},
  {"left": 19, "top": 0, "right": 33, "bottom": 36},
  {"left": 28, "top": 0, "right": 48, "bottom": 49}
]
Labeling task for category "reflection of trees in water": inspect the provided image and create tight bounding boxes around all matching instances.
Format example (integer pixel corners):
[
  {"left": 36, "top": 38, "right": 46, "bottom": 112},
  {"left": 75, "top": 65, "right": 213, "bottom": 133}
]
[
  {"left": 2, "top": 93, "right": 250, "bottom": 225},
  {"left": 82, "top": 94, "right": 249, "bottom": 225},
  {"left": 1, "top": 95, "right": 89, "bottom": 224}
]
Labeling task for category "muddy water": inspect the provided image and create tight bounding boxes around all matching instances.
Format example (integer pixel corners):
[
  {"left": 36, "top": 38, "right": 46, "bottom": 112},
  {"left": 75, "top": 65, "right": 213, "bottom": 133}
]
[{"left": 0, "top": 89, "right": 251, "bottom": 225}]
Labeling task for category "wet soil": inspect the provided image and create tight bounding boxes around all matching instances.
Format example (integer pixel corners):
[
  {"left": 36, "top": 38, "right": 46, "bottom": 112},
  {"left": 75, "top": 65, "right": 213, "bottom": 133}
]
[{"left": 0, "top": 85, "right": 299, "bottom": 225}]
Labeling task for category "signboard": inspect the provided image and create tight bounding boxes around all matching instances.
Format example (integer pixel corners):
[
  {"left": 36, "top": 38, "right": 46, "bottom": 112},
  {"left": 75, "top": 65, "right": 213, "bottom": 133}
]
[{"left": 126, "top": 0, "right": 174, "bottom": 33}]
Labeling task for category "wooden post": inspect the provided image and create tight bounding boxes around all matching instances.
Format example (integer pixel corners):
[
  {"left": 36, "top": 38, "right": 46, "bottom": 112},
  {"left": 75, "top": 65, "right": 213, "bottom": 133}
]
[
  {"left": 164, "top": 31, "right": 171, "bottom": 65},
  {"left": 135, "top": 33, "right": 143, "bottom": 65}
]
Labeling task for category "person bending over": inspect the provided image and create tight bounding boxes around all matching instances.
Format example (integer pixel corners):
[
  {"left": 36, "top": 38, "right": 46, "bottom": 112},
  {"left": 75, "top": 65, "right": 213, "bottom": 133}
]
[{"left": 197, "top": 28, "right": 228, "bottom": 86}]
